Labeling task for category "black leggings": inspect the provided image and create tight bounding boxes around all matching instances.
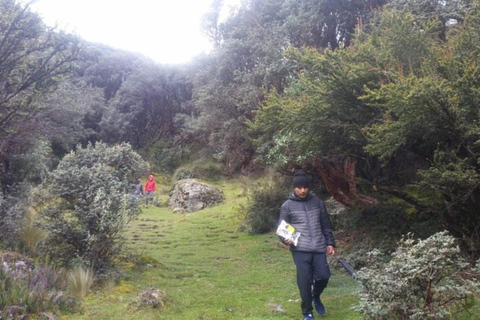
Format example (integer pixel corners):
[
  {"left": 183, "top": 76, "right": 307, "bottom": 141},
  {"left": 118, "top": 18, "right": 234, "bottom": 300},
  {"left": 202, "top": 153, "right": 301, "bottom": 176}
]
[{"left": 292, "top": 251, "right": 331, "bottom": 315}]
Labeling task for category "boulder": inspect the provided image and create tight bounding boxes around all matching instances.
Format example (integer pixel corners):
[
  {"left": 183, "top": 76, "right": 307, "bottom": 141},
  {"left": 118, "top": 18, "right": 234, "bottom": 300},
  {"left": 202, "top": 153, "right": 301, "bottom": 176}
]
[{"left": 168, "top": 179, "right": 224, "bottom": 212}]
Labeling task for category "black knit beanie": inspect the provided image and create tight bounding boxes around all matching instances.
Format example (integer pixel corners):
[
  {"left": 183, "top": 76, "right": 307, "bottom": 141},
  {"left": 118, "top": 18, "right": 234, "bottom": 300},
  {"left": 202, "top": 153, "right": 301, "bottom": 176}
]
[{"left": 292, "top": 170, "right": 309, "bottom": 188}]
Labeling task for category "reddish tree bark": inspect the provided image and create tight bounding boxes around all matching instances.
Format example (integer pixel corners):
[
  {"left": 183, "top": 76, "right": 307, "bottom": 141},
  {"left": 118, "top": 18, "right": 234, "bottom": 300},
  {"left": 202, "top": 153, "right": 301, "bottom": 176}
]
[{"left": 313, "top": 156, "right": 378, "bottom": 209}]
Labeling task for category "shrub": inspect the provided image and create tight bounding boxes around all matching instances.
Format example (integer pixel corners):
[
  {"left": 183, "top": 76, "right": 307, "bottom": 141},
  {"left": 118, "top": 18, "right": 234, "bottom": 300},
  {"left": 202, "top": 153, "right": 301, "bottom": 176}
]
[
  {"left": 239, "top": 180, "right": 290, "bottom": 234},
  {"left": 131, "top": 285, "right": 169, "bottom": 309},
  {"left": 39, "top": 142, "right": 149, "bottom": 273},
  {"left": 152, "top": 146, "right": 190, "bottom": 173},
  {"left": 332, "top": 197, "right": 444, "bottom": 271},
  {"left": 173, "top": 160, "right": 223, "bottom": 181},
  {"left": 173, "top": 167, "right": 194, "bottom": 181},
  {"left": 354, "top": 231, "right": 480, "bottom": 319},
  {"left": 192, "top": 161, "right": 223, "bottom": 181}
]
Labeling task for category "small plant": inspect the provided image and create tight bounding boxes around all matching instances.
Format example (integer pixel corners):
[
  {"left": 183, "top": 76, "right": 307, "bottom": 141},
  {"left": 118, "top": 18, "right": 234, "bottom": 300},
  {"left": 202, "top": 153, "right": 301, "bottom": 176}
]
[
  {"left": 68, "top": 265, "right": 95, "bottom": 300},
  {"left": 239, "top": 174, "right": 253, "bottom": 196},
  {"left": 131, "top": 285, "right": 169, "bottom": 309},
  {"left": 173, "top": 167, "right": 194, "bottom": 181},
  {"left": 354, "top": 231, "right": 480, "bottom": 319}
]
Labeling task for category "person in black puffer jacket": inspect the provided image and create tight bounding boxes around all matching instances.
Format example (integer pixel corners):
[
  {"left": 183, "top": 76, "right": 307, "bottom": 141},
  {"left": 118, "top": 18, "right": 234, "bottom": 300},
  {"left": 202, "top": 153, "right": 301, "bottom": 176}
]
[{"left": 278, "top": 170, "right": 336, "bottom": 320}]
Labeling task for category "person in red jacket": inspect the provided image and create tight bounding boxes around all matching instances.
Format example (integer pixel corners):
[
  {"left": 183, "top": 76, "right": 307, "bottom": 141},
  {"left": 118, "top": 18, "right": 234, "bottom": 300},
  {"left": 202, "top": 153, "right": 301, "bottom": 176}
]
[{"left": 144, "top": 174, "right": 156, "bottom": 206}]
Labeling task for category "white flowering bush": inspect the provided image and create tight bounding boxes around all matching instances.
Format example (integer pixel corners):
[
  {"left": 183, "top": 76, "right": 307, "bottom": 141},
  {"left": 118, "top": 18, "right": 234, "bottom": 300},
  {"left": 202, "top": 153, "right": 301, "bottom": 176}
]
[
  {"left": 39, "top": 143, "right": 149, "bottom": 273},
  {"left": 354, "top": 231, "right": 480, "bottom": 319}
]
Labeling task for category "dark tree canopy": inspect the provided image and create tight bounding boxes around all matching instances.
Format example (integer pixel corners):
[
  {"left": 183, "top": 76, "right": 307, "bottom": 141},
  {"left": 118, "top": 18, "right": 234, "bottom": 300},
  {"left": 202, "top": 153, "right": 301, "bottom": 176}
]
[{"left": 252, "top": 1, "right": 480, "bottom": 259}]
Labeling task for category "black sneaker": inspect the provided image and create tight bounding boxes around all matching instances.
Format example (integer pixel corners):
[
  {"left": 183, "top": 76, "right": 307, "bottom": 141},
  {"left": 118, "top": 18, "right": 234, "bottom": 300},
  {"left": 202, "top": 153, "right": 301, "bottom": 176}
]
[
  {"left": 312, "top": 295, "right": 325, "bottom": 315},
  {"left": 304, "top": 313, "right": 315, "bottom": 320}
]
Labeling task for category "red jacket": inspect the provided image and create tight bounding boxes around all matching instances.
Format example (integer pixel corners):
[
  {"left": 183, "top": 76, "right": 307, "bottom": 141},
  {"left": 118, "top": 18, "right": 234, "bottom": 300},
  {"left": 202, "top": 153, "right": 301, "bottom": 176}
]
[{"left": 144, "top": 180, "right": 156, "bottom": 192}]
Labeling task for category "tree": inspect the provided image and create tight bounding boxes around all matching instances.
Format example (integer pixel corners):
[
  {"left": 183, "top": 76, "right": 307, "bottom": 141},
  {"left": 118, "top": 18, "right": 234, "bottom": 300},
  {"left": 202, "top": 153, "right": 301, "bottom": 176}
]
[
  {"left": 101, "top": 64, "right": 193, "bottom": 149},
  {"left": 251, "top": 44, "right": 384, "bottom": 208},
  {"left": 39, "top": 142, "right": 149, "bottom": 272},
  {"left": 187, "top": 0, "right": 389, "bottom": 174},
  {"left": 80, "top": 43, "right": 147, "bottom": 102},
  {"left": 190, "top": 0, "right": 292, "bottom": 172},
  {"left": 253, "top": 3, "right": 480, "bottom": 259},
  {"left": 73, "top": 43, "right": 153, "bottom": 146},
  {"left": 363, "top": 3, "right": 480, "bottom": 259},
  {"left": 0, "top": 0, "right": 80, "bottom": 190},
  {"left": 388, "top": 0, "right": 472, "bottom": 41},
  {"left": 281, "top": 0, "right": 387, "bottom": 49},
  {"left": 201, "top": 0, "right": 223, "bottom": 48}
]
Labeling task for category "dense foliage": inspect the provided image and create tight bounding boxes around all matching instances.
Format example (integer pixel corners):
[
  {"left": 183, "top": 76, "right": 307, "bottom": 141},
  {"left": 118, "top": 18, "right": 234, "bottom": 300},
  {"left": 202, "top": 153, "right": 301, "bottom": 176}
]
[
  {"left": 0, "top": 0, "right": 82, "bottom": 190},
  {"left": 355, "top": 231, "right": 480, "bottom": 319},
  {"left": 239, "top": 178, "right": 290, "bottom": 234},
  {"left": 0, "top": 260, "right": 79, "bottom": 318},
  {"left": 251, "top": 1, "right": 480, "bottom": 259},
  {"left": 38, "top": 143, "right": 149, "bottom": 272},
  {"left": 1, "top": 0, "right": 480, "bottom": 315}
]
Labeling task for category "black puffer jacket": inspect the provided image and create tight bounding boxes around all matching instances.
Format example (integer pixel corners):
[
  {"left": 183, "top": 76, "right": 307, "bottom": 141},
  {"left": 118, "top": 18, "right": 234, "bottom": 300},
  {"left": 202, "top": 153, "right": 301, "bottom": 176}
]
[{"left": 278, "top": 192, "right": 335, "bottom": 253}]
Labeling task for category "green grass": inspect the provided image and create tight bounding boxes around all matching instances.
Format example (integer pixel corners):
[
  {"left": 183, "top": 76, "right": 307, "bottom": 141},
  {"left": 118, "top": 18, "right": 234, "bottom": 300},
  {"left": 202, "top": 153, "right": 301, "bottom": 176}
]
[{"left": 61, "top": 179, "right": 361, "bottom": 320}]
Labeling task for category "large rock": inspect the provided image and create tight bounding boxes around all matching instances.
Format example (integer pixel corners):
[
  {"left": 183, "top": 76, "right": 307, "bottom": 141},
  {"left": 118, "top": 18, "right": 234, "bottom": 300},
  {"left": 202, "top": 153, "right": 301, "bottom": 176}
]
[{"left": 168, "top": 179, "right": 224, "bottom": 213}]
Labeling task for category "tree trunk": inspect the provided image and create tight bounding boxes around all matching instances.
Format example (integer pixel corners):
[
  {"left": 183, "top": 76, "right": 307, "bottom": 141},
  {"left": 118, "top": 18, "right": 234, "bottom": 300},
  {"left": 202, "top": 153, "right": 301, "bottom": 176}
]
[{"left": 312, "top": 156, "right": 378, "bottom": 209}]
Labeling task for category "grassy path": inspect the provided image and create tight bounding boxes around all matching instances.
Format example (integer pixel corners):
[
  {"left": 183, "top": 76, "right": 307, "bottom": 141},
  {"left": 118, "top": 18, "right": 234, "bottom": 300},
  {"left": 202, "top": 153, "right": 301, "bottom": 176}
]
[{"left": 63, "top": 180, "right": 361, "bottom": 320}]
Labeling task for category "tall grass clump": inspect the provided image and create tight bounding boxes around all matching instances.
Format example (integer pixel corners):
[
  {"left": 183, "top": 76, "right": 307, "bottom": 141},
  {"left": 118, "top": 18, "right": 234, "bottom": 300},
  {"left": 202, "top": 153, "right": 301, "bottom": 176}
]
[
  {"left": 20, "top": 207, "right": 47, "bottom": 254},
  {"left": 238, "top": 179, "right": 290, "bottom": 234},
  {"left": 68, "top": 265, "right": 95, "bottom": 300},
  {"left": 0, "top": 262, "right": 79, "bottom": 319},
  {"left": 354, "top": 231, "right": 480, "bottom": 319}
]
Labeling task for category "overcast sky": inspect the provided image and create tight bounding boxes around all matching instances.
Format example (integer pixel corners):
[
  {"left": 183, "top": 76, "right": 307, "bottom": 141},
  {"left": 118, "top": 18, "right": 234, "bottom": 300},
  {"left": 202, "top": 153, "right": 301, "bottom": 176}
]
[{"left": 30, "top": 0, "right": 241, "bottom": 65}]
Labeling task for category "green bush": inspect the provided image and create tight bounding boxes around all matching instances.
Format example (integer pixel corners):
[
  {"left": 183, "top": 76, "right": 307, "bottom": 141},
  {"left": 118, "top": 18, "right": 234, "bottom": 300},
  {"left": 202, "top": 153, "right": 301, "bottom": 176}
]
[
  {"left": 239, "top": 181, "right": 290, "bottom": 234},
  {"left": 173, "top": 160, "right": 223, "bottom": 181},
  {"left": 39, "top": 142, "right": 149, "bottom": 273},
  {"left": 332, "top": 197, "right": 444, "bottom": 271},
  {"left": 173, "top": 167, "right": 194, "bottom": 181},
  {"left": 152, "top": 146, "right": 190, "bottom": 173},
  {"left": 354, "top": 231, "right": 480, "bottom": 319},
  {"left": 192, "top": 161, "right": 223, "bottom": 181}
]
